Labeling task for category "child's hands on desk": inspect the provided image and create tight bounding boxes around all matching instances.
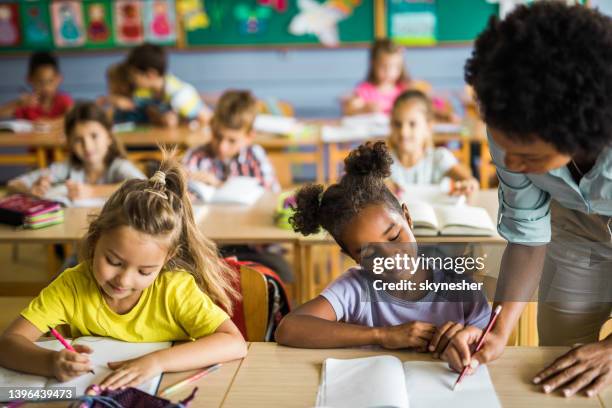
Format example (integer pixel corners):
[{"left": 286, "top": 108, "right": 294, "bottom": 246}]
[
  {"left": 66, "top": 180, "right": 94, "bottom": 201},
  {"left": 31, "top": 175, "right": 52, "bottom": 198},
  {"left": 189, "top": 170, "right": 222, "bottom": 188},
  {"left": 450, "top": 179, "right": 479, "bottom": 197},
  {"left": 51, "top": 344, "right": 94, "bottom": 382},
  {"left": 378, "top": 321, "right": 435, "bottom": 351},
  {"left": 101, "top": 354, "right": 162, "bottom": 390},
  {"left": 428, "top": 321, "right": 465, "bottom": 359}
]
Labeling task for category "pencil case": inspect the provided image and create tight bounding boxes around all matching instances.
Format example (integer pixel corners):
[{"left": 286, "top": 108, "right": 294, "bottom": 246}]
[{"left": 0, "top": 194, "right": 61, "bottom": 226}]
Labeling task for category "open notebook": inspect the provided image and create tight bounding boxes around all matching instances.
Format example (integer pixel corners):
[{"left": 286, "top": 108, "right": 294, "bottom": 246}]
[
  {"left": 44, "top": 185, "right": 107, "bottom": 208},
  {"left": 0, "top": 337, "right": 170, "bottom": 401},
  {"left": 188, "top": 176, "right": 264, "bottom": 205},
  {"left": 317, "top": 356, "right": 501, "bottom": 408},
  {"left": 407, "top": 201, "right": 495, "bottom": 236}
]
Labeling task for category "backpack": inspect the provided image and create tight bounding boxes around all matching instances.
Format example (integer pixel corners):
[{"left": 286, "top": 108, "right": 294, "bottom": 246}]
[{"left": 224, "top": 257, "right": 291, "bottom": 341}]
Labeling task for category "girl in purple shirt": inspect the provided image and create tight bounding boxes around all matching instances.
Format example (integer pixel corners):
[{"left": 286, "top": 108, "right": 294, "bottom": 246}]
[{"left": 275, "top": 142, "right": 490, "bottom": 356}]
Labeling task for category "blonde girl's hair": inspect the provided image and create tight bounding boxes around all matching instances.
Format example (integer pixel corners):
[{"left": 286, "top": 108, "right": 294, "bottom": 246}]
[
  {"left": 366, "top": 38, "right": 411, "bottom": 86},
  {"left": 64, "top": 101, "right": 127, "bottom": 169},
  {"left": 389, "top": 89, "right": 434, "bottom": 152},
  {"left": 79, "top": 149, "right": 239, "bottom": 313}
]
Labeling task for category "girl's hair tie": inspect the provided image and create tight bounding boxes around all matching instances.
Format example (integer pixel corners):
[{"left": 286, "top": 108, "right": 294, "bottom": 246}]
[{"left": 149, "top": 170, "right": 166, "bottom": 186}]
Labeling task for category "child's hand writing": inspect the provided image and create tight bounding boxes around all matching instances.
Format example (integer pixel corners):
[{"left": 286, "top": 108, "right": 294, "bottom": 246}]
[
  {"left": 101, "top": 354, "right": 162, "bottom": 390},
  {"left": 66, "top": 181, "right": 94, "bottom": 201},
  {"left": 428, "top": 321, "right": 465, "bottom": 358},
  {"left": 378, "top": 321, "right": 436, "bottom": 351},
  {"left": 51, "top": 345, "right": 94, "bottom": 382},
  {"left": 31, "top": 175, "right": 52, "bottom": 198},
  {"left": 190, "top": 170, "right": 222, "bottom": 187}
]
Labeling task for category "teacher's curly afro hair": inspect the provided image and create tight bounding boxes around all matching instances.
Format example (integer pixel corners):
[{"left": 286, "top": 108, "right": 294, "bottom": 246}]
[{"left": 465, "top": 2, "right": 612, "bottom": 155}]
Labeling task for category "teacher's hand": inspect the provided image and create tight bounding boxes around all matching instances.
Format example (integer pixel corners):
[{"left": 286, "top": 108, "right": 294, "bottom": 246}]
[
  {"left": 533, "top": 339, "right": 612, "bottom": 397},
  {"left": 440, "top": 326, "right": 507, "bottom": 372}
]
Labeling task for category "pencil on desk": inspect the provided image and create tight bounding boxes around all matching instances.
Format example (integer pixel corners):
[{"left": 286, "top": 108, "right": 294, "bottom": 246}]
[
  {"left": 160, "top": 363, "right": 222, "bottom": 397},
  {"left": 452, "top": 305, "right": 502, "bottom": 391}
]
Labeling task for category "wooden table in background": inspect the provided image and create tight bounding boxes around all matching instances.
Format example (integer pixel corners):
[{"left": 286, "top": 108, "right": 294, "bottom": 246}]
[{"left": 222, "top": 342, "right": 612, "bottom": 408}]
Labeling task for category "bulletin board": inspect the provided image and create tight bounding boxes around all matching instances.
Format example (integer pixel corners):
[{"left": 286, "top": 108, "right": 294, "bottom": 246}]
[
  {"left": 0, "top": 0, "right": 178, "bottom": 52},
  {"left": 181, "top": 0, "right": 375, "bottom": 48}
]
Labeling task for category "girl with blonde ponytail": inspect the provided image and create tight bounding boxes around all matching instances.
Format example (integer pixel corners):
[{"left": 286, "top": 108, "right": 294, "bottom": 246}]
[{"left": 0, "top": 150, "right": 246, "bottom": 390}]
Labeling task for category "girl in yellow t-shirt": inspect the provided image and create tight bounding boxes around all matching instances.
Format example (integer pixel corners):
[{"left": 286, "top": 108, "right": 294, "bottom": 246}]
[{"left": 0, "top": 153, "right": 246, "bottom": 390}]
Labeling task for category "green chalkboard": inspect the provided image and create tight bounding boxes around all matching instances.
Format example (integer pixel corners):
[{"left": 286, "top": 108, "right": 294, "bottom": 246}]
[{"left": 184, "top": 0, "right": 374, "bottom": 47}]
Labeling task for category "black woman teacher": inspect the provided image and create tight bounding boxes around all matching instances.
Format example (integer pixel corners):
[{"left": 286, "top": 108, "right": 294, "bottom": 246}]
[{"left": 441, "top": 2, "right": 612, "bottom": 399}]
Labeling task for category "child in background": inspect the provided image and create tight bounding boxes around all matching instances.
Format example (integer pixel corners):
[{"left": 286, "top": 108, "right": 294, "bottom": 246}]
[
  {"left": 343, "top": 39, "right": 425, "bottom": 116},
  {"left": 388, "top": 90, "right": 478, "bottom": 196},
  {"left": 126, "top": 43, "right": 211, "bottom": 128},
  {"left": 275, "top": 142, "right": 490, "bottom": 351},
  {"left": 183, "top": 89, "right": 291, "bottom": 282},
  {"left": 0, "top": 51, "right": 73, "bottom": 121},
  {"left": 7, "top": 101, "right": 144, "bottom": 201},
  {"left": 97, "top": 62, "right": 146, "bottom": 124},
  {"left": 0, "top": 154, "right": 246, "bottom": 389},
  {"left": 183, "top": 89, "right": 280, "bottom": 192}
]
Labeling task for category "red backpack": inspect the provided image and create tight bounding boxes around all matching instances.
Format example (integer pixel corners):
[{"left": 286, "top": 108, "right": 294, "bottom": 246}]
[{"left": 224, "top": 257, "right": 291, "bottom": 341}]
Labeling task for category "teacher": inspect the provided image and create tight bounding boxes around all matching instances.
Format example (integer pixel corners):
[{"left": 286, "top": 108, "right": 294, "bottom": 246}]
[{"left": 443, "top": 2, "right": 612, "bottom": 398}]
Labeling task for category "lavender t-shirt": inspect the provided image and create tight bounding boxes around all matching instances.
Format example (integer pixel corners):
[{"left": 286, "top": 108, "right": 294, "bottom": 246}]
[{"left": 321, "top": 267, "right": 491, "bottom": 329}]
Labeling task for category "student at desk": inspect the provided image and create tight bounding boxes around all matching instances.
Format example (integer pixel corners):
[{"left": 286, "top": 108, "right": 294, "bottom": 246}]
[
  {"left": 387, "top": 90, "right": 479, "bottom": 197},
  {"left": 7, "top": 102, "right": 144, "bottom": 201},
  {"left": 183, "top": 90, "right": 291, "bottom": 282},
  {"left": 0, "top": 51, "right": 73, "bottom": 121},
  {"left": 125, "top": 43, "right": 211, "bottom": 128},
  {"left": 0, "top": 155, "right": 246, "bottom": 389},
  {"left": 441, "top": 3, "right": 612, "bottom": 398},
  {"left": 276, "top": 142, "right": 490, "bottom": 351}
]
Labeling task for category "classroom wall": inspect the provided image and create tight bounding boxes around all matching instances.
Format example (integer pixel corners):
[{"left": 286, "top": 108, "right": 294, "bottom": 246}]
[{"left": 0, "top": 46, "right": 472, "bottom": 118}]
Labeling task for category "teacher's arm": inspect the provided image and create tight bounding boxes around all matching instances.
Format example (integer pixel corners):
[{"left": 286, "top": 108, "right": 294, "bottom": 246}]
[{"left": 442, "top": 134, "right": 552, "bottom": 370}]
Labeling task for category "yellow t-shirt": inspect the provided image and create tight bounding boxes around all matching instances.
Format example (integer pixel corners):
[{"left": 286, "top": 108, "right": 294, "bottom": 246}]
[{"left": 21, "top": 263, "right": 229, "bottom": 342}]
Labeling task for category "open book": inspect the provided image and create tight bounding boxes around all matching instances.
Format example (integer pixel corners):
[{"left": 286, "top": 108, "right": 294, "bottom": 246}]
[
  {"left": 188, "top": 176, "right": 264, "bottom": 205},
  {"left": 317, "top": 356, "right": 501, "bottom": 408},
  {"left": 0, "top": 120, "right": 51, "bottom": 133},
  {"left": 0, "top": 337, "right": 170, "bottom": 401},
  {"left": 406, "top": 201, "right": 495, "bottom": 236}
]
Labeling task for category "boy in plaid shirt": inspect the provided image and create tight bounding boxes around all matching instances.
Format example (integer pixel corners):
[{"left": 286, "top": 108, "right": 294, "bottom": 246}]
[{"left": 183, "top": 90, "right": 280, "bottom": 192}]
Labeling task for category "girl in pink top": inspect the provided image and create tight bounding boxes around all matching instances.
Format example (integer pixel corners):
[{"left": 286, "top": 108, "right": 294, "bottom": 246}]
[{"left": 344, "top": 39, "right": 411, "bottom": 115}]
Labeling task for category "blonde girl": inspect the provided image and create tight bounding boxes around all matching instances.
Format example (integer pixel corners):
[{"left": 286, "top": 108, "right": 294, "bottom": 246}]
[
  {"left": 388, "top": 90, "right": 478, "bottom": 196},
  {"left": 0, "top": 153, "right": 246, "bottom": 389}
]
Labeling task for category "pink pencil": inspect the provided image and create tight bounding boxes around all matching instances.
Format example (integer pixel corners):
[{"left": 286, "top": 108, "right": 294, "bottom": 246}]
[
  {"left": 48, "top": 326, "right": 95, "bottom": 375},
  {"left": 452, "top": 305, "right": 502, "bottom": 391}
]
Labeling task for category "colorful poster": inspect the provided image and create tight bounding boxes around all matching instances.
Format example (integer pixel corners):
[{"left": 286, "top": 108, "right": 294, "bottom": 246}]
[
  {"left": 144, "top": 0, "right": 177, "bottom": 44},
  {"left": 387, "top": 0, "right": 436, "bottom": 46},
  {"left": 21, "top": 1, "right": 52, "bottom": 47},
  {"left": 289, "top": 0, "right": 361, "bottom": 47},
  {"left": 51, "top": 1, "right": 86, "bottom": 47},
  {"left": 114, "top": 0, "right": 144, "bottom": 45},
  {"left": 177, "top": 0, "right": 210, "bottom": 31},
  {"left": 85, "top": 1, "right": 112, "bottom": 45},
  {"left": 234, "top": 3, "right": 272, "bottom": 35},
  {"left": 0, "top": 3, "right": 20, "bottom": 47}
]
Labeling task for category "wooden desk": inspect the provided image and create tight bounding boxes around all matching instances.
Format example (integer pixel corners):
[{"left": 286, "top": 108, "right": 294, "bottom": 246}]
[
  {"left": 222, "top": 342, "right": 612, "bottom": 408},
  {"left": 156, "top": 350, "right": 247, "bottom": 408}
]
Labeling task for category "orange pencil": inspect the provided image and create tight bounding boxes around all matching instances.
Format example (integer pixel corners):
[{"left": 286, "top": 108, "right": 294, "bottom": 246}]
[{"left": 159, "top": 364, "right": 222, "bottom": 397}]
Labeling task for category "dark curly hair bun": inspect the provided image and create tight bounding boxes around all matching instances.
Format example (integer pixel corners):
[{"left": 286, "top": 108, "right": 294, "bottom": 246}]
[
  {"left": 343, "top": 141, "right": 392, "bottom": 180},
  {"left": 289, "top": 183, "right": 324, "bottom": 236}
]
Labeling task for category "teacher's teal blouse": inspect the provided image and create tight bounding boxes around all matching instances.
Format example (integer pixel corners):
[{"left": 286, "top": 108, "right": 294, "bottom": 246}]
[{"left": 488, "top": 132, "right": 612, "bottom": 244}]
